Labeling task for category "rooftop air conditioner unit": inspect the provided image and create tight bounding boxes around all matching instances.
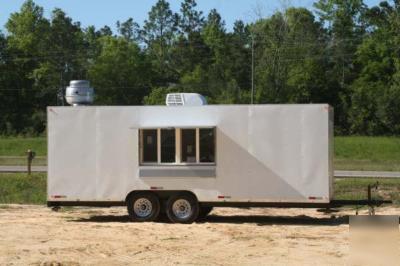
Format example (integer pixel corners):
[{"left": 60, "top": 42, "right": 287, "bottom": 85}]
[{"left": 166, "top": 93, "right": 207, "bottom": 106}]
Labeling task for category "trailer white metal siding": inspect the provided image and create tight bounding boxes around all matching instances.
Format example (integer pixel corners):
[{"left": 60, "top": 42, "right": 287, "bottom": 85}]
[{"left": 47, "top": 104, "right": 333, "bottom": 204}]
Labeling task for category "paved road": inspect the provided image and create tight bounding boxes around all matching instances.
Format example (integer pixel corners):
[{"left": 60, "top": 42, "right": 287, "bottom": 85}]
[
  {"left": 334, "top": 170, "right": 400, "bottom": 178},
  {"left": 0, "top": 165, "right": 399, "bottom": 178},
  {"left": 0, "top": 165, "right": 47, "bottom": 173}
]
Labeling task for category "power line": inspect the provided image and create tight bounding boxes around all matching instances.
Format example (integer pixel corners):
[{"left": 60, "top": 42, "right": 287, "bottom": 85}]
[{"left": 0, "top": 34, "right": 378, "bottom": 61}]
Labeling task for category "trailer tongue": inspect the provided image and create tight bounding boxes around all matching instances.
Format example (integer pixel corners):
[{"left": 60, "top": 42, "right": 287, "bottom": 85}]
[{"left": 330, "top": 182, "right": 392, "bottom": 215}]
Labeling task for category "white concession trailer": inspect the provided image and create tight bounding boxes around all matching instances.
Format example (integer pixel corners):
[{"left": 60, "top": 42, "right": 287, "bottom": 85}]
[{"left": 47, "top": 86, "right": 339, "bottom": 223}]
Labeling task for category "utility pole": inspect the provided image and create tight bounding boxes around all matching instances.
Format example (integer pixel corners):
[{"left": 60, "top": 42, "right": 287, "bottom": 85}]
[
  {"left": 251, "top": 34, "right": 255, "bottom": 104},
  {"left": 57, "top": 87, "right": 64, "bottom": 106},
  {"left": 58, "top": 63, "right": 68, "bottom": 106}
]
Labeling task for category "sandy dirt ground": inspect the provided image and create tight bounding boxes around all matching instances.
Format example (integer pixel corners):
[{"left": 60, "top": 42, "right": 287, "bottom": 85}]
[{"left": 0, "top": 205, "right": 398, "bottom": 266}]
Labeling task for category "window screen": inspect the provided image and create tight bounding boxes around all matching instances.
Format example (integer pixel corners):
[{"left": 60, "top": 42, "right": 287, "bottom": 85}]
[
  {"left": 181, "top": 129, "right": 196, "bottom": 163},
  {"left": 161, "top": 129, "right": 176, "bottom": 163},
  {"left": 142, "top": 129, "right": 157, "bottom": 162},
  {"left": 200, "top": 128, "right": 215, "bottom": 162}
]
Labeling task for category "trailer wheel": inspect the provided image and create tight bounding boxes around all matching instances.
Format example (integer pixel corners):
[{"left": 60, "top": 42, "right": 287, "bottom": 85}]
[
  {"left": 198, "top": 206, "right": 213, "bottom": 220},
  {"left": 166, "top": 193, "right": 199, "bottom": 224},
  {"left": 127, "top": 192, "right": 160, "bottom": 222}
]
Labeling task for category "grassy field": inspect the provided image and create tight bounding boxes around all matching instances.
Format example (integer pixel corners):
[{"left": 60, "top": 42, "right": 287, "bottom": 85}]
[
  {"left": 0, "top": 137, "right": 47, "bottom": 165},
  {"left": 0, "top": 173, "right": 46, "bottom": 204},
  {"left": 0, "top": 137, "right": 46, "bottom": 156},
  {"left": 0, "top": 136, "right": 399, "bottom": 170},
  {"left": 334, "top": 136, "right": 400, "bottom": 171},
  {"left": 0, "top": 173, "right": 398, "bottom": 205},
  {"left": 335, "top": 178, "right": 400, "bottom": 204}
]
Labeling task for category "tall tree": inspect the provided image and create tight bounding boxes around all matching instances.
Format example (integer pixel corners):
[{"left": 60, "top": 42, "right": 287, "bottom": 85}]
[
  {"left": 179, "top": 0, "right": 204, "bottom": 35},
  {"left": 251, "top": 8, "right": 328, "bottom": 105},
  {"left": 314, "top": 0, "right": 367, "bottom": 133},
  {"left": 2, "top": 0, "right": 400, "bottom": 136},
  {"left": 88, "top": 36, "right": 152, "bottom": 105},
  {"left": 5, "top": 0, "right": 51, "bottom": 134},
  {"left": 0, "top": 32, "right": 19, "bottom": 134},
  {"left": 200, "top": 9, "right": 235, "bottom": 102},
  {"left": 31, "top": 8, "right": 86, "bottom": 131},
  {"left": 202, "top": 9, "right": 226, "bottom": 50},
  {"left": 169, "top": 0, "right": 207, "bottom": 82},
  {"left": 226, "top": 20, "right": 251, "bottom": 100},
  {"left": 349, "top": 0, "right": 400, "bottom": 134},
  {"left": 142, "top": 0, "right": 179, "bottom": 84},
  {"left": 116, "top": 18, "right": 140, "bottom": 42},
  {"left": 6, "top": 0, "right": 49, "bottom": 55},
  {"left": 35, "top": 8, "right": 86, "bottom": 94},
  {"left": 99, "top": 25, "right": 113, "bottom": 36}
]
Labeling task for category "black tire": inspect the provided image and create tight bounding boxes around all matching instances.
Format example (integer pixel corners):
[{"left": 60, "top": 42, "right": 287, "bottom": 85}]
[
  {"left": 126, "top": 192, "right": 160, "bottom": 222},
  {"left": 166, "top": 193, "right": 199, "bottom": 224},
  {"left": 198, "top": 206, "right": 213, "bottom": 220}
]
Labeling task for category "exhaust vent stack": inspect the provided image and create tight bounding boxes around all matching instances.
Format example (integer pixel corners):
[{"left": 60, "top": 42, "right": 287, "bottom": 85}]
[{"left": 65, "top": 80, "right": 94, "bottom": 106}]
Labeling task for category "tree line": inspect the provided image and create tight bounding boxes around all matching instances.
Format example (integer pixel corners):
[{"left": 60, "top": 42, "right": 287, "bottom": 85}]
[{"left": 0, "top": 0, "right": 399, "bottom": 135}]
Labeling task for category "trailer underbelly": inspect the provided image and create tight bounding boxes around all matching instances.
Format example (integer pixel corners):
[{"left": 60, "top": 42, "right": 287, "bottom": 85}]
[{"left": 47, "top": 199, "right": 390, "bottom": 208}]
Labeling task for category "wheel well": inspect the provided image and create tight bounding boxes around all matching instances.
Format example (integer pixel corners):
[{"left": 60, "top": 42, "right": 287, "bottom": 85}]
[{"left": 125, "top": 190, "right": 198, "bottom": 203}]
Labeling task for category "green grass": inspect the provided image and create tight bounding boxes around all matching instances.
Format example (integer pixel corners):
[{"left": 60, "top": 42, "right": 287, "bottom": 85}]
[
  {"left": 0, "top": 136, "right": 400, "bottom": 171},
  {"left": 0, "top": 137, "right": 46, "bottom": 156},
  {"left": 0, "top": 173, "right": 398, "bottom": 206},
  {"left": 0, "top": 156, "right": 47, "bottom": 166},
  {"left": 334, "top": 136, "right": 400, "bottom": 171},
  {"left": 334, "top": 178, "right": 400, "bottom": 205},
  {"left": 0, "top": 136, "right": 46, "bottom": 165},
  {"left": 0, "top": 173, "right": 46, "bottom": 204}
]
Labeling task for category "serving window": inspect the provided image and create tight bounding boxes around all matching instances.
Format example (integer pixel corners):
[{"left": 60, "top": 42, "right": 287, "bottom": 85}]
[
  {"left": 142, "top": 129, "right": 157, "bottom": 163},
  {"left": 140, "top": 128, "right": 216, "bottom": 165},
  {"left": 160, "top": 129, "right": 176, "bottom": 163},
  {"left": 181, "top": 129, "right": 196, "bottom": 163}
]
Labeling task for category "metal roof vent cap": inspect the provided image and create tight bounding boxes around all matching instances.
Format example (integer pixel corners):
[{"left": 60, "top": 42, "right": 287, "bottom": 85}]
[
  {"left": 65, "top": 80, "right": 94, "bottom": 106},
  {"left": 166, "top": 93, "right": 207, "bottom": 106}
]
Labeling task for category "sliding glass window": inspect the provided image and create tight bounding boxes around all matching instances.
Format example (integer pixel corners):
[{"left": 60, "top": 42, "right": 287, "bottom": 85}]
[
  {"left": 160, "top": 129, "right": 176, "bottom": 163},
  {"left": 140, "top": 128, "right": 215, "bottom": 165},
  {"left": 200, "top": 128, "right": 215, "bottom": 163},
  {"left": 141, "top": 129, "right": 157, "bottom": 163},
  {"left": 181, "top": 129, "right": 196, "bottom": 163}
]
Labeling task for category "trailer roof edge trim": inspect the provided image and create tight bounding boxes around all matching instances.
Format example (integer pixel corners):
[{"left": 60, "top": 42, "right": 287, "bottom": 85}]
[{"left": 130, "top": 125, "right": 216, "bottom": 129}]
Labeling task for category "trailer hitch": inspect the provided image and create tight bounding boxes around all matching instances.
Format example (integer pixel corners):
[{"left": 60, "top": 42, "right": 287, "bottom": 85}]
[{"left": 354, "top": 182, "right": 380, "bottom": 215}]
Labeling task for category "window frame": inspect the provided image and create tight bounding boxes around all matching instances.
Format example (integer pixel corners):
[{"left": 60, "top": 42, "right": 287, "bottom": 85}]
[
  {"left": 199, "top": 128, "right": 216, "bottom": 163},
  {"left": 160, "top": 128, "right": 177, "bottom": 163},
  {"left": 139, "top": 127, "right": 216, "bottom": 166},
  {"left": 139, "top": 129, "right": 158, "bottom": 164},
  {"left": 180, "top": 128, "right": 197, "bottom": 163}
]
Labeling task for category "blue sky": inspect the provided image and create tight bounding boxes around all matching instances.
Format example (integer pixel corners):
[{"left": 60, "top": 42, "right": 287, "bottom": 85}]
[{"left": 1, "top": 0, "right": 381, "bottom": 33}]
